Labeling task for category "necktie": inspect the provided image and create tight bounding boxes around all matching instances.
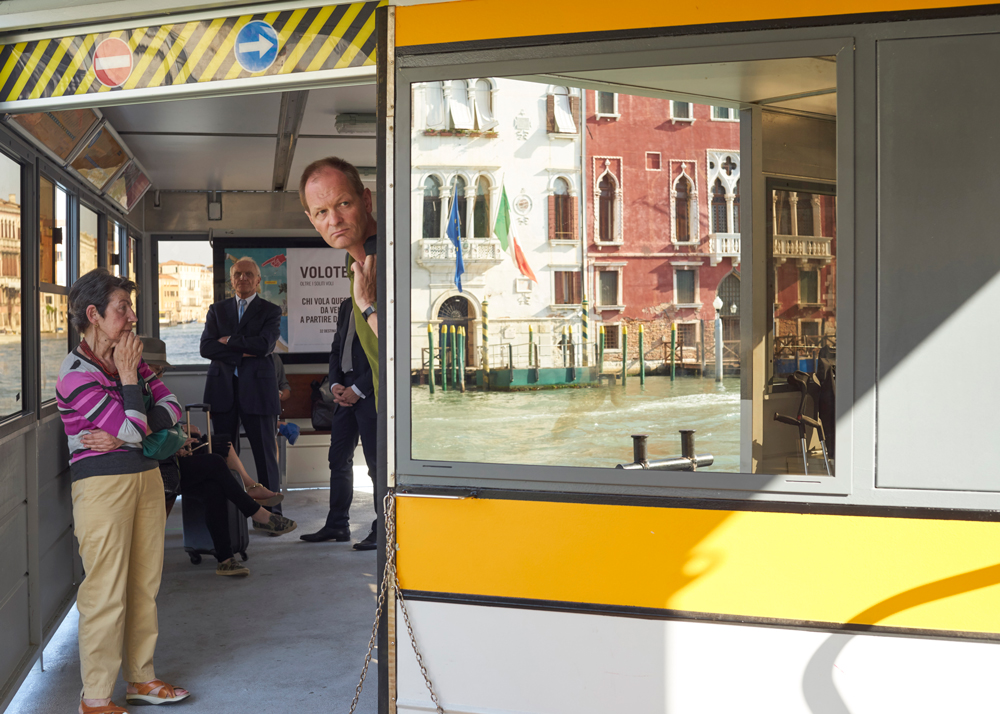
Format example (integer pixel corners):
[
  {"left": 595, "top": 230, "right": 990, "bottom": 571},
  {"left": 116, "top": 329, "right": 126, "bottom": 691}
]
[
  {"left": 235, "top": 299, "right": 247, "bottom": 377},
  {"left": 341, "top": 307, "right": 356, "bottom": 373}
]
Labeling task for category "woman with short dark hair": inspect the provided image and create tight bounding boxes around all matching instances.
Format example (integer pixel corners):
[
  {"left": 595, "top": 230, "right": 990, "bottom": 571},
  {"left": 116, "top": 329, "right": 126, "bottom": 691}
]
[{"left": 57, "top": 268, "right": 190, "bottom": 714}]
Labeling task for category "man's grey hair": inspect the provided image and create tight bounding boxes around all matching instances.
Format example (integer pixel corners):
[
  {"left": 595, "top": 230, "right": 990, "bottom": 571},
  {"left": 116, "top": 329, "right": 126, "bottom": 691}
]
[{"left": 230, "top": 256, "right": 261, "bottom": 278}]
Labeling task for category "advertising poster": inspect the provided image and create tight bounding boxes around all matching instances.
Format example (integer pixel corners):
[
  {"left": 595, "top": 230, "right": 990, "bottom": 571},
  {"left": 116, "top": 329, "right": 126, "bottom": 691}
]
[
  {"left": 285, "top": 247, "right": 351, "bottom": 352},
  {"left": 224, "top": 246, "right": 350, "bottom": 354}
]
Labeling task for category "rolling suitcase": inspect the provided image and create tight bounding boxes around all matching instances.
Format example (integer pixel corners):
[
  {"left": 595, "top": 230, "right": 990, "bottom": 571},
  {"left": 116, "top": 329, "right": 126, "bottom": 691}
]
[{"left": 181, "top": 403, "right": 250, "bottom": 565}]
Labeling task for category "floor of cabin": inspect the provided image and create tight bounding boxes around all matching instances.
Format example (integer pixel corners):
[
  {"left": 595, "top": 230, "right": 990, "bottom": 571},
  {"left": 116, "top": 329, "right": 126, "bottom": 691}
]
[{"left": 7, "top": 472, "right": 379, "bottom": 714}]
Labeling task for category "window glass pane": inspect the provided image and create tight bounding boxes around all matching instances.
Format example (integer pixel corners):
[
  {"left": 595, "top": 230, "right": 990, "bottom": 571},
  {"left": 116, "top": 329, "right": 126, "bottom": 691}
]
[
  {"left": 40, "top": 177, "right": 56, "bottom": 285},
  {"left": 107, "top": 218, "right": 119, "bottom": 274},
  {"left": 40, "top": 292, "right": 68, "bottom": 403},
  {"left": 598, "top": 271, "right": 617, "bottom": 306},
  {"left": 11, "top": 109, "right": 98, "bottom": 161},
  {"left": 676, "top": 270, "right": 695, "bottom": 304},
  {"left": 157, "top": 239, "right": 213, "bottom": 365},
  {"left": 80, "top": 207, "right": 98, "bottom": 275},
  {"left": 127, "top": 235, "right": 136, "bottom": 279},
  {"left": 408, "top": 70, "right": 833, "bottom": 480},
  {"left": 56, "top": 187, "right": 67, "bottom": 286},
  {"left": 70, "top": 127, "right": 128, "bottom": 191},
  {"left": 473, "top": 177, "right": 490, "bottom": 237},
  {"left": 0, "top": 154, "right": 22, "bottom": 418}
]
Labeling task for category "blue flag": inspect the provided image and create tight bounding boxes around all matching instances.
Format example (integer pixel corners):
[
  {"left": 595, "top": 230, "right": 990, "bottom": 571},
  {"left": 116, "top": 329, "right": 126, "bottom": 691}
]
[{"left": 446, "top": 192, "right": 465, "bottom": 292}]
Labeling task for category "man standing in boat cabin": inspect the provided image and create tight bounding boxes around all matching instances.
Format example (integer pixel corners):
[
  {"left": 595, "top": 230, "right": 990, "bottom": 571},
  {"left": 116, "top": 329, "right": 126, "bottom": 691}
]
[{"left": 298, "top": 157, "right": 379, "bottom": 549}]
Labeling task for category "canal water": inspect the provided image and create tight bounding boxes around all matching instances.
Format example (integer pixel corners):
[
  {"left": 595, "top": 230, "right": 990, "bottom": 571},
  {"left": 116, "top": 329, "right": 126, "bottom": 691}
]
[{"left": 410, "top": 376, "right": 741, "bottom": 472}]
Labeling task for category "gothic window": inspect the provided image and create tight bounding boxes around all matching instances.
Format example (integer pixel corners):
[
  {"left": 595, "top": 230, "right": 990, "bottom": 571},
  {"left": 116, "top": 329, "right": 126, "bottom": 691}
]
[
  {"left": 552, "top": 178, "right": 574, "bottom": 240},
  {"left": 675, "top": 176, "right": 692, "bottom": 241},
  {"left": 452, "top": 176, "right": 468, "bottom": 238},
  {"left": 598, "top": 175, "right": 616, "bottom": 243},
  {"left": 796, "top": 193, "right": 815, "bottom": 236},
  {"left": 733, "top": 180, "right": 741, "bottom": 233},
  {"left": 711, "top": 178, "right": 728, "bottom": 233},
  {"left": 423, "top": 176, "right": 441, "bottom": 238},
  {"left": 473, "top": 176, "right": 491, "bottom": 238}
]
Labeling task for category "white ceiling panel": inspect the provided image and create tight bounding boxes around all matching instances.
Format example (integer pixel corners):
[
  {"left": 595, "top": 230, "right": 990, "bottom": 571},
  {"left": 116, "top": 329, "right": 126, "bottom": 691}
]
[
  {"left": 287, "top": 137, "right": 378, "bottom": 188},
  {"left": 528, "top": 57, "right": 837, "bottom": 116},
  {"left": 124, "top": 134, "right": 277, "bottom": 190},
  {"left": 300, "top": 85, "right": 377, "bottom": 135},
  {"left": 101, "top": 93, "right": 282, "bottom": 135}
]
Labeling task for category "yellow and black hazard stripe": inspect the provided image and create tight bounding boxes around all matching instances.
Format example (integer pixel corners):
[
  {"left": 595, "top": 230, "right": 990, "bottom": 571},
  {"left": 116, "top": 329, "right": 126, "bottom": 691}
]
[{"left": 0, "top": 2, "right": 381, "bottom": 104}]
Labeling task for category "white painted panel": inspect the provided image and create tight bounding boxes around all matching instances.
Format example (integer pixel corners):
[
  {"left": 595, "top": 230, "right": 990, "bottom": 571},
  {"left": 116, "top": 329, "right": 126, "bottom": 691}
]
[
  {"left": 123, "top": 134, "right": 277, "bottom": 190},
  {"left": 287, "top": 137, "right": 377, "bottom": 193},
  {"left": 101, "top": 93, "right": 282, "bottom": 135},
  {"left": 396, "top": 600, "right": 1000, "bottom": 714},
  {"left": 299, "top": 85, "right": 377, "bottom": 135}
]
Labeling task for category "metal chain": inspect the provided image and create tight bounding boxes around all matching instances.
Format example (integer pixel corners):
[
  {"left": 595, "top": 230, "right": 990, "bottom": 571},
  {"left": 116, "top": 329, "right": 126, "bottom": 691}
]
[{"left": 349, "top": 491, "right": 445, "bottom": 714}]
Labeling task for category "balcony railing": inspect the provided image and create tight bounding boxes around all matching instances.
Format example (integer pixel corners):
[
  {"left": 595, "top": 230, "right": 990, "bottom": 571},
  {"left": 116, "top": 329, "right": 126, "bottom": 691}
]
[
  {"left": 773, "top": 234, "right": 833, "bottom": 264},
  {"left": 416, "top": 238, "right": 505, "bottom": 275},
  {"left": 708, "top": 233, "right": 740, "bottom": 266}
]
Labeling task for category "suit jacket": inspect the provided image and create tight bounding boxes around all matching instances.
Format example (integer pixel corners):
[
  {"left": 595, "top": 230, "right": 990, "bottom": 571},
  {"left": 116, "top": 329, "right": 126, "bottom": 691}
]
[
  {"left": 200, "top": 294, "right": 282, "bottom": 415},
  {"left": 329, "top": 298, "right": 373, "bottom": 399}
]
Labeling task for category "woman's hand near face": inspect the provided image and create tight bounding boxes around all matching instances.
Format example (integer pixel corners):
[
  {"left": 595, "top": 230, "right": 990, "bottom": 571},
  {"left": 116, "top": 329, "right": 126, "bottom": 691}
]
[
  {"left": 81, "top": 429, "right": 125, "bottom": 452},
  {"left": 113, "top": 332, "right": 143, "bottom": 384}
]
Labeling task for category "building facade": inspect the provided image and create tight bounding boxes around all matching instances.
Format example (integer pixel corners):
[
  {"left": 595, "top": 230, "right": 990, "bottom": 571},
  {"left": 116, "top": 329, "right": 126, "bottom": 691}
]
[
  {"left": 409, "top": 78, "right": 585, "bottom": 371},
  {"left": 584, "top": 93, "right": 741, "bottom": 367}
]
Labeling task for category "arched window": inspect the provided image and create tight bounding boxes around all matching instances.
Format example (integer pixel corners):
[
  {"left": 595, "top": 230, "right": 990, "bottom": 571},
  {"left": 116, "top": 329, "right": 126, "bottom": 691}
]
[
  {"left": 711, "top": 178, "right": 728, "bottom": 233},
  {"left": 675, "top": 176, "right": 691, "bottom": 241},
  {"left": 473, "top": 176, "right": 491, "bottom": 237},
  {"left": 422, "top": 176, "right": 441, "bottom": 238},
  {"left": 598, "top": 175, "right": 615, "bottom": 243},
  {"left": 733, "top": 180, "right": 740, "bottom": 233},
  {"left": 774, "top": 191, "right": 792, "bottom": 235},
  {"left": 796, "top": 192, "right": 814, "bottom": 236},
  {"left": 448, "top": 80, "right": 474, "bottom": 130},
  {"left": 474, "top": 79, "right": 497, "bottom": 130},
  {"left": 424, "top": 82, "right": 445, "bottom": 129},
  {"left": 548, "top": 86, "right": 577, "bottom": 133},
  {"left": 553, "top": 178, "right": 573, "bottom": 240},
  {"left": 452, "top": 176, "right": 468, "bottom": 238}
]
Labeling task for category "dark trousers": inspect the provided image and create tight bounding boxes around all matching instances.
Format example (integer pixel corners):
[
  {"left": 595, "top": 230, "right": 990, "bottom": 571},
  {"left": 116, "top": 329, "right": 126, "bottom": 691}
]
[
  {"left": 325, "top": 392, "right": 378, "bottom": 531},
  {"left": 212, "top": 376, "right": 281, "bottom": 514},
  {"left": 179, "top": 453, "right": 259, "bottom": 562}
]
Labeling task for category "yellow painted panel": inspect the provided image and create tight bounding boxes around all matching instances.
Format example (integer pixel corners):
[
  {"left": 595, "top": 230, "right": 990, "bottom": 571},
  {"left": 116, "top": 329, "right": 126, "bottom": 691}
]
[
  {"left": 396, "top": 497, "right": 1000, "bottom": 634},
  {"left": 396, "top": 0, "right": 998, "bottom": 47}
]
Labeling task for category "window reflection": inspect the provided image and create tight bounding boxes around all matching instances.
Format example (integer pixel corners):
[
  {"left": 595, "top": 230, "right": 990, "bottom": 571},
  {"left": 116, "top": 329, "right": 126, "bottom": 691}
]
[
  {"left": 0, "top": 153, "right": 22, "bottom": 418},
  {"left": 40, "top": 292, "right": 68, "bottom": 403},
  {"left": 80, "top": 207, "right": 98, "bottom": 276},
  {"left": 408, "top": 73, "right": 834, "bottom": 477},
  {"left": 157, "top": 239, "right": 213, "bottom": 365}
]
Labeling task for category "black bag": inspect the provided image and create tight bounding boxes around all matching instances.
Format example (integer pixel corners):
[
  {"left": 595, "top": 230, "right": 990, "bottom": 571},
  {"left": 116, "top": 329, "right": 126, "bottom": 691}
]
[{"left": 310, "top": 376, "right": 337, "bottom": 430}]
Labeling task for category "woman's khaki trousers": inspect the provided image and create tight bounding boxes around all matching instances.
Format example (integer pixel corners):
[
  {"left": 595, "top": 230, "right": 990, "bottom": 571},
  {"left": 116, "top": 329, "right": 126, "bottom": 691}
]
[{"left": 71, "top": 467, "right": 165, "bottom": 700}]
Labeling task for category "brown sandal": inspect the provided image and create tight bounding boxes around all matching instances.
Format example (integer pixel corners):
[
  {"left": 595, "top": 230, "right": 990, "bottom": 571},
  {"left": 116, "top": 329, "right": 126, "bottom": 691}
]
[
  {"left": 80, "top": 701, "right": 128, "bottom": 714},
  {"left": 125, "top": 679, "right": 190, "bottom": 705}
]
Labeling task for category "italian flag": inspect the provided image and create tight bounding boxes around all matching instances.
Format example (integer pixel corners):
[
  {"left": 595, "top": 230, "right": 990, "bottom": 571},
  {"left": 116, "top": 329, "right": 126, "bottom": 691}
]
[{"left": 493, "top": 185, "right": 538, "bottom": 283}]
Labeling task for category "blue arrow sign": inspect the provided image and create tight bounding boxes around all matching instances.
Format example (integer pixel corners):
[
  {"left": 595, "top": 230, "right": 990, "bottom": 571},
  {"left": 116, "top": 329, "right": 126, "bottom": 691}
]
[{"left": 234, "top": 20, "right": 278, "bottom": 73}]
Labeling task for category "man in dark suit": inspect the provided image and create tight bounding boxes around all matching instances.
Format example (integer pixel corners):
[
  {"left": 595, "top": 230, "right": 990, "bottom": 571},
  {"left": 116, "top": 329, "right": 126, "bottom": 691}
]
[
  {"left": 300, "top": 297, "right": 377, "bottom": 548},
  {"left": 200, "top": 257, "right": 285, "bottom": 518}
]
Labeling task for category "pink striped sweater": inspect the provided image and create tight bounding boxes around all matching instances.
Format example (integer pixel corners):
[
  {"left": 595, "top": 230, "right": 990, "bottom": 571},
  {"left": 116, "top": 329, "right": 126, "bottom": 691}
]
[{"left": 56, "top": 346, "right": 182, "bottom": 481}]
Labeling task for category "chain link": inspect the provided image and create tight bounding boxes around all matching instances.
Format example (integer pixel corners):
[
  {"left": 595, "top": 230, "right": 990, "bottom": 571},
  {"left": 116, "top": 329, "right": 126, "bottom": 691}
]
[{"left": 349, "top": 491, "right": 444, "bottom": 714}]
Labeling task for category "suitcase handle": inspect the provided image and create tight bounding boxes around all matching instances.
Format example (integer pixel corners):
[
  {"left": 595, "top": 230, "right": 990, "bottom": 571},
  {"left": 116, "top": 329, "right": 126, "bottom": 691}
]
[{"left": 183, "top": 404, "right": 212, "bottom": 454}]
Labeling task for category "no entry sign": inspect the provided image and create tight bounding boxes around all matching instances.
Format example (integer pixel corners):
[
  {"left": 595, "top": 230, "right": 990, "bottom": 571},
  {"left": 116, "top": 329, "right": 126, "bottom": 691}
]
[{"left": 93, "top": 38, "right": 133, "bottom": 88}]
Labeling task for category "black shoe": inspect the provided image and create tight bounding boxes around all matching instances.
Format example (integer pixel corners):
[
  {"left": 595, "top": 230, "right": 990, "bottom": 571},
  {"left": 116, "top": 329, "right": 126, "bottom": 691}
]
[
  {"left": 353, "top": 528, "right": 377, "bottom": 551},
  {"left": 300, "top": 526, "right": 351, "bottom": 542}
]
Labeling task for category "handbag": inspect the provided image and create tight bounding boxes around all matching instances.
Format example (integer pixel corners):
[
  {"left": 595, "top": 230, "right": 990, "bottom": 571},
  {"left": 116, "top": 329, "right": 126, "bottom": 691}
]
[
  {"left": 310, "top": 376, "right": 337, "bottom": 430},
  {"left": 140, "top": 376, "right": 188, "bottom": 461},
  {"left": 143, "top": 425, "right": 188, "bottom": 461}
]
